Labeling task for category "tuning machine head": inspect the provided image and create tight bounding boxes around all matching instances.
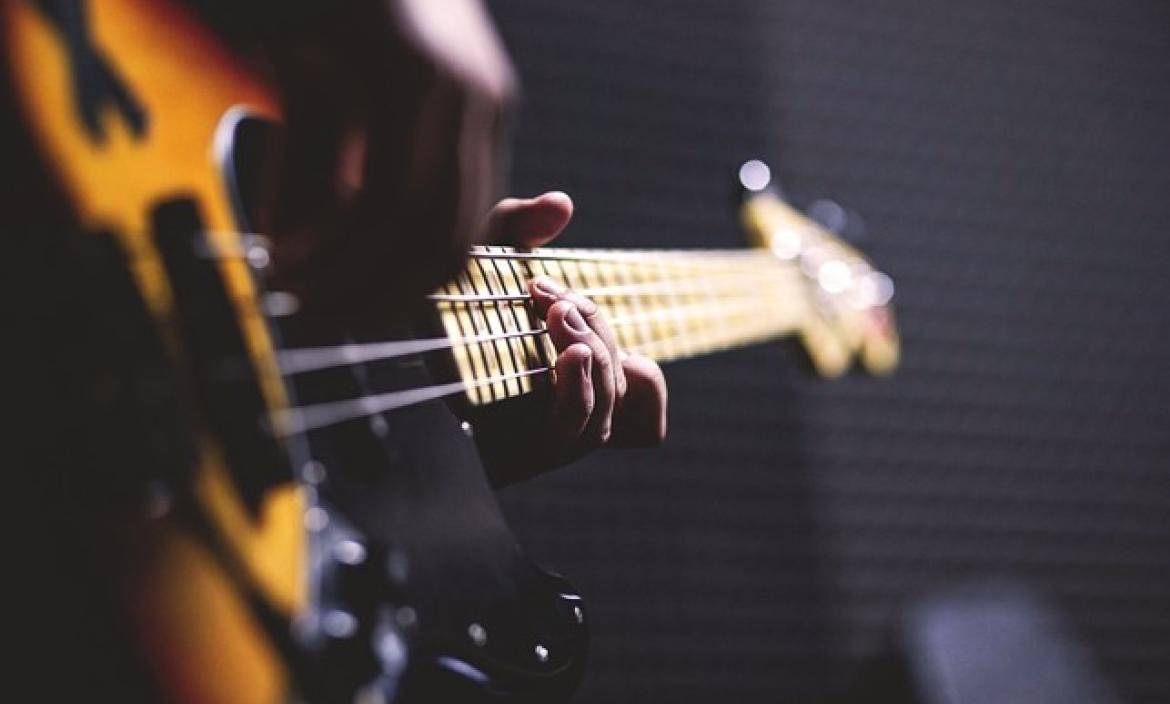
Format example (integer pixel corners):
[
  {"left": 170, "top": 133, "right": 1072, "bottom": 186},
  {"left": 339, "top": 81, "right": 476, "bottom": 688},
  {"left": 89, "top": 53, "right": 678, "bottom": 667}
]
[{"left": 736, "top": 159, "right": 900, "bottom": 377}]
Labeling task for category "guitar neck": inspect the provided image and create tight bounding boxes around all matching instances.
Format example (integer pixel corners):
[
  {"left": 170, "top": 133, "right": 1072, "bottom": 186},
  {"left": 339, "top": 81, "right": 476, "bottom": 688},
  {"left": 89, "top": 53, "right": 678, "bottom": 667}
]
[{"left": 431, "top": 246, "right": 811, "bottom": 405}]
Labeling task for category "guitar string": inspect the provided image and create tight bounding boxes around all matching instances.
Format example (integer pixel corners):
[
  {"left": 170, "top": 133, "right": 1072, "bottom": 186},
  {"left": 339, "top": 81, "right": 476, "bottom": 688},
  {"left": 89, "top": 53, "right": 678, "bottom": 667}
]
[
  {"left": 278, "top": 277, "right": 805, "bottom": 375},
  {"left": 273, "top": 288, "right": 804, "bottom": 432},
  {"left": 278, "top": 329, "right": 549, "bottom": 375},
  {"left": 271, "top": 292, "right": 808, "bottom": 436},
  {"left": 270, "top": 291, "right": 806, "bottom": 437},
  {"left": 202, "top": 233, "right": 810, "bottom": 273},
  {"left": 427, "top": 266, "right": 804, "bottom": 303},
  {"left": 192, "top": 236, "right": 841, "bottom": 432},
  {"left": 271, "top": 367, "right": 551, "bottom": 437}
]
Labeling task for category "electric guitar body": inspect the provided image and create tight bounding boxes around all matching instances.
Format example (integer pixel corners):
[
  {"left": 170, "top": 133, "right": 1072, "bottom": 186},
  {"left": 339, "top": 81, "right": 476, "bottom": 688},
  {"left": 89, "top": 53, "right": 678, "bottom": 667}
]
[
  {"left": 3, "top": 0, "right": 586, "bottom": 701},
  {"left": 4, "top": 1, "right": 899, "bottom": 702}
]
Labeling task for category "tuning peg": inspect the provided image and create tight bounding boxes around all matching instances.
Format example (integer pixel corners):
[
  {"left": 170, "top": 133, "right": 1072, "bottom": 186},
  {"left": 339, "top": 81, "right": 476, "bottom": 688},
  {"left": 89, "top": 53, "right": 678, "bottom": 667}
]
[
  {"left": 807, "top": 198, "right": 867, "bottom": 243},
  {"left": 737, "top": 159, "right": 789, "bottom": 202},
  {"left": 738, "top": 159, "right": 772, "bottom": 192}
]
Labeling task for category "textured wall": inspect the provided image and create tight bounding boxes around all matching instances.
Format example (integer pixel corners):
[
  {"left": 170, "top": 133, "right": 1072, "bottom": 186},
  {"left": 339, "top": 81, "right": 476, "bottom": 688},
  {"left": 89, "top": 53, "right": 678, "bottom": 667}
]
[{"left": 487, "top": 1, "right": 1170, "bottom": 702}]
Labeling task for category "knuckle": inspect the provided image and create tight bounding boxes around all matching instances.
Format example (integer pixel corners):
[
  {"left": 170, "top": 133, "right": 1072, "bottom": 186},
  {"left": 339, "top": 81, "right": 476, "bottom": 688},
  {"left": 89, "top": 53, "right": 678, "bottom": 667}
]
[
  {"left": 593, "top": 348, "right": 613, "bottom": 374},
  {"left": 548, "top": 299, "right": 574, "bottom": 322},
  {"left": 565, "top": 291, "right": 598, "bottom": 316}
]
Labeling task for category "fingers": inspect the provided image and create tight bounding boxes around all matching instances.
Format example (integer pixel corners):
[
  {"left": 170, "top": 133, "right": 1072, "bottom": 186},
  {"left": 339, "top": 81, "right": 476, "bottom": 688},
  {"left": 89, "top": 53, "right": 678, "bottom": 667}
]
[
  {"left": 610, "top": 351, "right": 668, "bottom": 447},
  {"left": 545, "top": 299, "right": 617, "bottom": 446},
  {"left": 548, "top": 343, "right": 594, "bottom": 448},
  {"left": 530, "top": 277, "right": 627, "bottom": 398},
  {"left": 483, "top": 191, "right": 574, "bottom": 247}
]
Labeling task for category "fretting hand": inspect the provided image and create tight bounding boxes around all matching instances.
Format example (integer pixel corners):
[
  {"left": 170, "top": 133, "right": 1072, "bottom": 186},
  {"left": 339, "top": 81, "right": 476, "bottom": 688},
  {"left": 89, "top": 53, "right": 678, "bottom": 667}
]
[{"left": 478, "top": 192, "right": 668, "bottom": 478}]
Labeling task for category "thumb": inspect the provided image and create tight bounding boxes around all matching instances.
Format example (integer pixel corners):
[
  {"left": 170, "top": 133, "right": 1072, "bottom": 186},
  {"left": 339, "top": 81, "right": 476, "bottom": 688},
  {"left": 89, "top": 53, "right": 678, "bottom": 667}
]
[{"left": 482, "top": 191, "right": 574, "bottom": 247}]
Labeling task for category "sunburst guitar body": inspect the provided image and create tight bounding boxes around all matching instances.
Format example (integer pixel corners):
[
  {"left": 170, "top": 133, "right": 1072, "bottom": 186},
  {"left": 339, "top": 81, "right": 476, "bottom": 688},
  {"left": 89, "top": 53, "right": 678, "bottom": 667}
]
[
  {"left": 2, "top": 1, "right": 899, "bottom": 702},
  {"left": 3, "top": 0, "right": 303, "bottom": 700}
]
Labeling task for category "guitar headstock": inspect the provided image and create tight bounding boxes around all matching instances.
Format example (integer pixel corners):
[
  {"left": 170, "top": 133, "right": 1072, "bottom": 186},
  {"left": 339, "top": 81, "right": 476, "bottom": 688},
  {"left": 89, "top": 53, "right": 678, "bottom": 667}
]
[{"left": 737, "top": 160, "right": 900, "bottom": 377}]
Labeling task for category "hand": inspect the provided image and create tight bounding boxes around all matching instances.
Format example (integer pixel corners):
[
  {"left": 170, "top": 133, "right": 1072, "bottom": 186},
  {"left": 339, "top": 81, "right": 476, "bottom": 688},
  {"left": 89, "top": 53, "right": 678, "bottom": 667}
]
[
  {"left": 478, "top": 193, "right": 668, "bottom": 479},
  {"left": 265, "top": 0, "right": 517, "bottom": 316}
]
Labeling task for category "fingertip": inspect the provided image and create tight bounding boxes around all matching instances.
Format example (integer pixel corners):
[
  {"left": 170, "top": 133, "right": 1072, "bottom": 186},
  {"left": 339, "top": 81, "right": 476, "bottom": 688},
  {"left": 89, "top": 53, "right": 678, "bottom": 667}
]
[
  {"left": 553, "top": 342, "right": 595, "bottom": 429},
  {"left": 546, "top": 299, "right": 576, "bottom": 328},
  {"left": 513, "top": 191, "right": 574, "bottom": 247},
  {"left": 538, "top": 190, "right": 574, "bottom": 215}
]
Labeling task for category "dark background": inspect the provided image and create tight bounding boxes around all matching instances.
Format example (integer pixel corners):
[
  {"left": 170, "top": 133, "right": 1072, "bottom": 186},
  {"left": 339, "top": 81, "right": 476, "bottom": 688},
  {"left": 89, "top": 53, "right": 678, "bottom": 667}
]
[{"left": 486, "top": 1, "right": 1170, "bottom": 703}]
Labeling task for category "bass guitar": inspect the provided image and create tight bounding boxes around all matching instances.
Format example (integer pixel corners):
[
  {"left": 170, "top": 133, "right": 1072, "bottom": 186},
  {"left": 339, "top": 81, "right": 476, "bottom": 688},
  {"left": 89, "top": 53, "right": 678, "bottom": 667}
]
[{"left": 3, "top": 0, "right": 897, "bottom": 701}]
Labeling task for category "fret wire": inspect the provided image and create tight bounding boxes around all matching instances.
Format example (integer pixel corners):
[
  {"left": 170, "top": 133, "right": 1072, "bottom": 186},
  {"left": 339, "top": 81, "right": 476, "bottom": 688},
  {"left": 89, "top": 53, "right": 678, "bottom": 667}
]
[
  {"left": 438, "top": 248, "right": 825, "bottom": 399},
  {"left": 520, "top": 253, "right": 557, "bottom": 375},
  {"left": 453, "top": 269, "right": 500, "bottom": 403},
  {"left": 664, "top": 257, "right": 690, "bottom": 357},
  {"left": 484, "top": 249, "right": 531, "bottom": 396},
  {"left": 468, "top": 248, "right": 772, "bottom": 266},
  {"left": 498, "top": 252, "right": 546, "bottom": 391},
  {"left": 619, "top": 257, "right": 650, "bottom": 350},
  {"left": 438, "top": 279, "right": 480, "bottom": 404},
  {"left": 469, "top": 256, "right": 517, "bottom": 398},
  {"left": 573, "top": 256, "right": 596, "bottom": 329},
  {"left": 617, "top": 277, "right": 804, "bottom": 342},
  {"left": 707, "top": 260, "right": 736, "bottom": 347},
  {"left": 597, "top": 259, "right": 636, "bottom": 350},
  {"left": 607, "top": 295, "right": 765, "bottom": 331},
  {"left": 428, "top": 265, "right": 804, "bottom": 304},
  {"left": 436, "top": 283, "right": 803, "bottom": 314},
  {"left": 430, "top": 292, "right": 529, "bottom": 303},
  {"left": 475, "top": 252, "right": 519, "bottom": 396},
  {"left": 648, "top": 256, "right": 670, "bottom": 358},
  {"left": 575, "top": 257, "right": 614, "bottom": 345},
  {"left": 631, "top": 314, "right": 789, "bottom": 361},
  {"left": 683, "top": 258, "right": 710, "bottom": 352},
  {"left": 441, "top": 277, "right": 477, "bottom": 404},
  {"left": 633, "top": 258, "right": 654, "bottom": 349},
  {"left": 659, "top": 292, "right": 792, "bottom": 357},
  {"left": 557, "top": 257, "right": 580, "bottom": 290},
  {"left": 279, "top": 328, "right": 550, "bottom": 375}
]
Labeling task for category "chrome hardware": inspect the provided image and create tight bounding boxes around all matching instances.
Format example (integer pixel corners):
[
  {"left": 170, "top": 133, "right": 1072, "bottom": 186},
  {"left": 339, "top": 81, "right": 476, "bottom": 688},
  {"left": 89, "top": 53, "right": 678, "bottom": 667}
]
[{"left": 468, "top": 623, "right": 488, "bottom": 647}]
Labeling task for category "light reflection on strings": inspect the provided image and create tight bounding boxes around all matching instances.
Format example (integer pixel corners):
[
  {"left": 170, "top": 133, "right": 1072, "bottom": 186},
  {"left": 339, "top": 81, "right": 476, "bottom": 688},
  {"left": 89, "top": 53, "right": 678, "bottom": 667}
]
[{"left": 272, "top": 367, "right": 551, "bottom": 437}]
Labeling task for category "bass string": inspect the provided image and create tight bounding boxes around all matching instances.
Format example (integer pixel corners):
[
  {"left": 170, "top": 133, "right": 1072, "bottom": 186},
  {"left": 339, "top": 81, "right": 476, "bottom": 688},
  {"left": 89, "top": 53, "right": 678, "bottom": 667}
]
[
  {"left": 189, "top": 232, "right": 813, "bottom": 431},
  {"left": 280, "top": 276, "right": 805, "bottom": 375},
  {"left": 271, "top": 285, "right": 805, "bottom": 437},
  {"left": 271, "top": 367, "right": 551, "bottom": 437},
  {"left": 199, "top": 230, "right": 796, "bottom": 275},
  {"left": 431, "top": 264, "right": 805, "bottom": 302}
]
